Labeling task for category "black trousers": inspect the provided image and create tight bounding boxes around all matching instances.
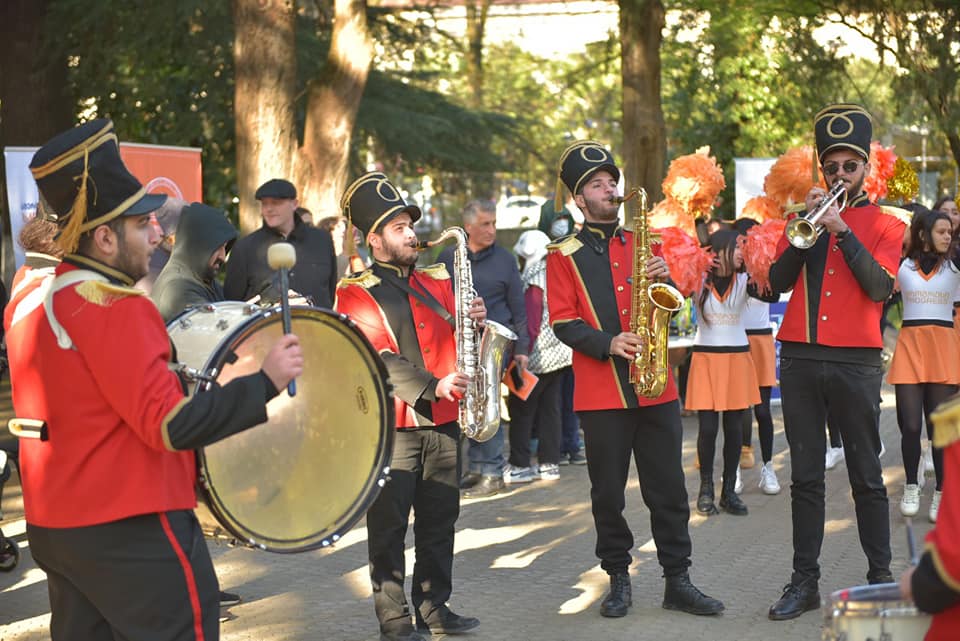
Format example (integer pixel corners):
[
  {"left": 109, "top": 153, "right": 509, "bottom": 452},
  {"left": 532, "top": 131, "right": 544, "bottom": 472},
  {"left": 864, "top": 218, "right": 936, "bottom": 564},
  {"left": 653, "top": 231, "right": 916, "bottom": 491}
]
[
  {"left": 367, "top": 422, "right": 460, "bottom": 632},
  {"left": 28, "top": 511, "right": 219, "bottom": 641},
  {"left": 780, "top": 357, "right": 891, "bottom": 584},
  {"left": 507, "top": 368, "right": 564, "bottom": 467},
  {"left": 580, "top": 402, "right": 692, "bottom": 577}
]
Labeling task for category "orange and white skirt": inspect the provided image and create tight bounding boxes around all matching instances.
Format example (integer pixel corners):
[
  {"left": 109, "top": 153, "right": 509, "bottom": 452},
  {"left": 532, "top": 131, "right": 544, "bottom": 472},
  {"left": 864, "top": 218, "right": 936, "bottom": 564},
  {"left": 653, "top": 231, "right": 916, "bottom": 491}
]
[
  {"left": 888, "top": 323, "right": 960, "bottom": 385},
  {"left": 685, "top": 349, "right": 761, "bottom": 411},
  {"left": 747, "top": 332, "right": 777, "bottom": 388}
]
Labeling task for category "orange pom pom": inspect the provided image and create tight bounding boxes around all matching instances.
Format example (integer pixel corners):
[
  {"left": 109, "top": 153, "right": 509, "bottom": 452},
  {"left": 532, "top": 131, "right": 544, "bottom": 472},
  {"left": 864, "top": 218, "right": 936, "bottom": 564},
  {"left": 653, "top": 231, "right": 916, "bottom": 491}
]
[
  {"left": 864, "top": 142, "right": 897, "bottom": 203},
  {"left": 764, "top": 145, "right": 825, "bottom": 208},
  {"left": 649, "top": 197, "right": 695, "bottom": 236},
  {"left": 662, "top": 148, "right": 725, "bottom": 219},
  {"left": 740, "top": 195, "right": 784, "bottom": 222},
  {"left": 740, "top": 219, "right": 787, "bottom": 295},
  {"left": 656, "top": 225, "right": 712, "bottom": 297}
]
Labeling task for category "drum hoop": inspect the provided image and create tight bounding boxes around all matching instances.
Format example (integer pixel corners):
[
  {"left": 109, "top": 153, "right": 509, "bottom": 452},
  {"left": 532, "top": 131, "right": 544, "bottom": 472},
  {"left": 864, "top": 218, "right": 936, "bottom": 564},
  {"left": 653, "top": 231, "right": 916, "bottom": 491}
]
[{"left": 195, "top": 305, "right": 395, "bottom": 552}]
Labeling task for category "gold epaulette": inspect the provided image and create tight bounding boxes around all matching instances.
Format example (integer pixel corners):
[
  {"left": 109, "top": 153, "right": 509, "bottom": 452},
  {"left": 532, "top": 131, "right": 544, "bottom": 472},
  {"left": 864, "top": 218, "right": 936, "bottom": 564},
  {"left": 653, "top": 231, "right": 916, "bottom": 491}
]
[
  {"left": 879, "top": 205, "right": 912, "bottom": 226},
  {"left": 416, "top": 263, "right": 450, "bottom": 280},
  {"left": 75, "top": 280, "right": 144, "bottom": 306},
  {"left": 337, "top": 269, "right": 381, "bottom": 289},
  {"left": 785, "top": 203, "right": 806, "bottom": 214},
  {"left": 931, "top": 394, "right": 960, "bottom": 449},
  {"left": 546, "top": 234, "right": 582, "bottom": 256}
]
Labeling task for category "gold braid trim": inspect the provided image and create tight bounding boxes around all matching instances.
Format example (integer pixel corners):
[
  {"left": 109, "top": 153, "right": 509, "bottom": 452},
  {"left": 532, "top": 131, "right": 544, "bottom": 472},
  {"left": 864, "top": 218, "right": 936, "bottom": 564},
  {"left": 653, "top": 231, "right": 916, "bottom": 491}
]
[
  {"left": 160, "top": 397, "right": 191, "bottom": 452},
  {"left": 879, "top": 205, "right": 912, "bottom": 226},
  {"left": 931, "top": 395, "right": 960, "bottom": 448},
  {"left": 925, "top": 541, "right": 960, "bottom": 593},
  {"left": 416, "top": 263, "right": 450, "bottom": 280},
  {"left": 75, "top": 280, "right": 144, "bottom": 307},
  {"left": 546, "top": 234, "right": 583, "bottom": 256},
  {"left": 337, "top": 270, "right": 381, "bottom": 289}
]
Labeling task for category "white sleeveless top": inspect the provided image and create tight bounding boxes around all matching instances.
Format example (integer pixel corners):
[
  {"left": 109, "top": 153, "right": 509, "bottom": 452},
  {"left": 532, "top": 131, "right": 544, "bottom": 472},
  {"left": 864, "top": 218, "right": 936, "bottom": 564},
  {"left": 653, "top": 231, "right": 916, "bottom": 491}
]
[
  {"left": 742, "top": 296, "right": 771, "bottom": 332},
  {"left": 694, "top": 272, "right": 750, "bottom": 349},
  {"left": 898, "top": 258, "right": 960, "bottom": 324}
]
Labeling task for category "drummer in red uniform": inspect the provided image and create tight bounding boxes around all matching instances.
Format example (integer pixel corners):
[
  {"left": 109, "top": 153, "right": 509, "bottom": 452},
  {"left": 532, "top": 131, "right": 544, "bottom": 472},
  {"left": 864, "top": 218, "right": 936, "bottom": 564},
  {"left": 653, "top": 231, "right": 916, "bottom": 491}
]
[
  {"left": 545, "top": 141, "right": 724, "bottom": 620},
  {"left": 4, "top": 119, "right": 303, "bottom": 641},
  {"left": 901, "top": 396, "right": 960, "bottom": 640},
  {"left": 334, "top": 172, "right": 485, "bottom": 641},
  {"left": 766, "top": 104, "right": 905, "bottom": 620}
]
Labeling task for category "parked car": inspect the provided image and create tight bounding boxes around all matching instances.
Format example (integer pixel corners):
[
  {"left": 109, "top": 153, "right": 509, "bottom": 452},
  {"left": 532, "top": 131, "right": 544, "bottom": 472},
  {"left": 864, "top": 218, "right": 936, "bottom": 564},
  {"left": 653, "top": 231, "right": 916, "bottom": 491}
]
[{"left": 496, "top": 195, "right": 546, "bottom": 229}]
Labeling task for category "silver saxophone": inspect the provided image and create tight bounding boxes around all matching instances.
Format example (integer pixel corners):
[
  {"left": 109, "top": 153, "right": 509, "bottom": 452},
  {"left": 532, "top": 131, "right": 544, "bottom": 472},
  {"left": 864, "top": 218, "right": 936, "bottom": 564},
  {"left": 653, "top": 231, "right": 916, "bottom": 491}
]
[{"left": 423, "top": 227, "right": 517, "bottom": 442}]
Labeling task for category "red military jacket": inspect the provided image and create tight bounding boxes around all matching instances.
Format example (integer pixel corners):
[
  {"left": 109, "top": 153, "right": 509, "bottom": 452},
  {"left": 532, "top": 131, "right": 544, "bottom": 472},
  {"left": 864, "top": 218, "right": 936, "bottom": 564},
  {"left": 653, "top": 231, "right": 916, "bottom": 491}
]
[
  {"left": 335, "top": 263, "right": 459, "bottom": 428},
  {"left": 921, "top": 438, "right": 960, "bottom": 640},
  {"left": 546, "top": 225, "right": 678, "bottom": 412},
  {"left": 774, "top": 201, "right": 904, "bottom": 348},
  {"left": 4, "top": 261, "right": 197, "bottom": 527}
]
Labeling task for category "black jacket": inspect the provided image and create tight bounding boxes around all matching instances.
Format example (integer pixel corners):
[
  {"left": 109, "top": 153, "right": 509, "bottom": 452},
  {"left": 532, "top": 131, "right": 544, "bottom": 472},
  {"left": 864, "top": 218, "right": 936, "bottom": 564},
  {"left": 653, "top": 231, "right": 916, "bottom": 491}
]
[
  {"left": 151, "top": 205, "right": 238, "bottom": 323},
  {"left": 223, "top": 217, "right": 337, "bottom": 308}
]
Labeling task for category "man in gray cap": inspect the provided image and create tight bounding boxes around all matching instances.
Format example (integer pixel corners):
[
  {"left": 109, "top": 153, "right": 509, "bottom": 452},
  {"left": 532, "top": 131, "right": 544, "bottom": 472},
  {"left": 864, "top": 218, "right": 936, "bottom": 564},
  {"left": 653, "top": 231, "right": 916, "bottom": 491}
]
[{"left": 224, "top": 178, "right": 338, "bottom": 308}]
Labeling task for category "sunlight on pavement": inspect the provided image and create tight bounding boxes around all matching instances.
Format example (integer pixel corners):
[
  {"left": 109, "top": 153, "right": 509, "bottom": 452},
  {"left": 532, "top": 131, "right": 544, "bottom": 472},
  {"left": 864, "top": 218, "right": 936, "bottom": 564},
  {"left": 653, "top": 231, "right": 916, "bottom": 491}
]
[
  {"left": 2, "top": 567, "right": 46, "bottom": 593},
  {"left": 491, "top": 526, "right": 592, "bottom": 568},
  {"left": 557, "top": 564, "right": 607, "bottom": 614},
  {"left": 825, "top": 519, "right": 854, "bottom": 534}
]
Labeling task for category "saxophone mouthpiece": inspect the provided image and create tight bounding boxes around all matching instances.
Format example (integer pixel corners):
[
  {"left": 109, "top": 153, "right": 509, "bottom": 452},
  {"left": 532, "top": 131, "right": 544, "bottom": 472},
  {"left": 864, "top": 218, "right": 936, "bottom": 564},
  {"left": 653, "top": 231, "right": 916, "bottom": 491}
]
[
  {"left": 609, "top": 191, "right": 637, "bottom": 205},
  {"left": 415, "top": 240, "right": 432, "bottom": 252}
]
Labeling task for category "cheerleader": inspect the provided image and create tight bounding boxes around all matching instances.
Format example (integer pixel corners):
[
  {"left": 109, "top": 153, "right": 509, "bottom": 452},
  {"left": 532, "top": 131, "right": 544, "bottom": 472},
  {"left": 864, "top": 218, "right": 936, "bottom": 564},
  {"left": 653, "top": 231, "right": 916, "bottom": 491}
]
[
  {"left": 888, "top": 208, "right": 960, "bottom": 522},
  {"left": 733, "top": 218, "right": 781, "bottom": 494},
  {"left": 686, "top": 230, "right": 775, "bottom": 515}
]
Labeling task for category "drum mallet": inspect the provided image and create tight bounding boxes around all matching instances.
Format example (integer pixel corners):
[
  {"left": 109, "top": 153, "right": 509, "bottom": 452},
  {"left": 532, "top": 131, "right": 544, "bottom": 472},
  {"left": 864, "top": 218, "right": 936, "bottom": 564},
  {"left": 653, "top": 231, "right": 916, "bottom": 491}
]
[
  {"left": 905, "top": 517, "right": 920, "bottom": 566},
  {"left": 267, "top": 242, "right": 297, "bottom": 397}
]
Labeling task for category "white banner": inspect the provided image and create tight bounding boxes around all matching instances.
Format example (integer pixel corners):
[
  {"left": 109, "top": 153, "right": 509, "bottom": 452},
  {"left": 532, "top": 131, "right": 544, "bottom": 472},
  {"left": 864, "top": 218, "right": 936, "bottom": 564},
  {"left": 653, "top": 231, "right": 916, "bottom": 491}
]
[
  {"left": 4, "top": 147, "right": 40, "bottom": 270},
  {"left": 734, "top": 157, "right": 777, "bottom": 218}
]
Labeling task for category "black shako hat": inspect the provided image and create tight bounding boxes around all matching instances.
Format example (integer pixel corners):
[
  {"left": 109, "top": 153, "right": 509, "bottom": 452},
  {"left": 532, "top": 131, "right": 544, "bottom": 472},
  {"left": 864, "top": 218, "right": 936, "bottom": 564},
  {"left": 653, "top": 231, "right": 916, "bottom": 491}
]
[
  {"left": 555, "top": 140, "right": 621, "bottom": 211},
  {"left": 29, "top": 119, "right": 167, "bottom": 254},
  {"left": 815, "top": 104, "right": 873, "bottom": 163},
  {"left": 340, "top": 172, "right": 421, "bottom": 237},
  {"left": 255, "top": 178, "right": 297, "bottom": 200}
]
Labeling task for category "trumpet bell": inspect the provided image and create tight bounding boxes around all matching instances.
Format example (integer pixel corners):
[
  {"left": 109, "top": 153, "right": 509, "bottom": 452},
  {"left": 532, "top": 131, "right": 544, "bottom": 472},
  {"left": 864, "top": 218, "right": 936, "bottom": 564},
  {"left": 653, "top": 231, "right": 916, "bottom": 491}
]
[{"left": 785, "top": 217, "right": 819, "bottom": 250}]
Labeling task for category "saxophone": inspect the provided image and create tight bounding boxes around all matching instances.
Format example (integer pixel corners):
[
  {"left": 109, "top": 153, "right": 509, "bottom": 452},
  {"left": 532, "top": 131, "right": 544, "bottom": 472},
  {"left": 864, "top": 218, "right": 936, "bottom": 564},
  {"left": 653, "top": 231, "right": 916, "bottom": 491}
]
[
  {"left": 424, "top": 227, "right": 517, "bottom": 441},
  {"left": 614, "top": 189, "right": 684, "bottom": 398}
]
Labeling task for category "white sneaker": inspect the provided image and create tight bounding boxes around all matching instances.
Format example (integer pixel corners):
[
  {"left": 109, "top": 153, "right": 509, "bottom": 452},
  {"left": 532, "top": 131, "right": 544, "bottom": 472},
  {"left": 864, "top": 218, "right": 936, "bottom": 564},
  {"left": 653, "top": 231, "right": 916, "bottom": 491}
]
[
  {"left": 825, "top": 447, "right": 845, "bottom": 470},
  {"left": 503, "top": 465, "right": 536, "bottom": 484},
  {"left": 930, "top": 490, "right": 942, "bottom": 523},
  {"left": 734, "top": 466, "right": 743, "bottom": 494},
  {"left": 759, "top": 461, "right": 781, "bottom": 495},
  {"left": 924, "top": 443, "right": 935, "bottom": 473},
  {"left": 538, "top": 463, "right": 560, "bottom": 481},
  {"left": 900, "top": 483, "right": 921, "bottom": 517}
]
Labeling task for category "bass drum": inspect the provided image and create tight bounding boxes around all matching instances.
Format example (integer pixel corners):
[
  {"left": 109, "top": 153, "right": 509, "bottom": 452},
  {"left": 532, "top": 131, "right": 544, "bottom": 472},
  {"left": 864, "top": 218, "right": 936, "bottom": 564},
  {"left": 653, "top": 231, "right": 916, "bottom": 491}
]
[
  {"left": 824, "top": 583, "right": 931, "bottom": 641},
  {"left": 168, "top": 302, "right": 394, "bottom": 553}
]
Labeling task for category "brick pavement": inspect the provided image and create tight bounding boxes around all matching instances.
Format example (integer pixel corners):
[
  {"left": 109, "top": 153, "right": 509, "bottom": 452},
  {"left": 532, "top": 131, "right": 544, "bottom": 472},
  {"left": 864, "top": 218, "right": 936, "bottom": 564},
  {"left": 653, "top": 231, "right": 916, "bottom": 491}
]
[{"left": 0, "top": 388, "right": 934, "bottom": 641}]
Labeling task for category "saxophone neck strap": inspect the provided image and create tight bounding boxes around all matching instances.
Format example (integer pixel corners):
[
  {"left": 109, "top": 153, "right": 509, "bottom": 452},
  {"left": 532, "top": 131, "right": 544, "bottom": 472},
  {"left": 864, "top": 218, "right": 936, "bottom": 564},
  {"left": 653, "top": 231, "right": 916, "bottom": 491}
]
[{"left": 381, "top": 270, "right": 456, "bottom": 329}]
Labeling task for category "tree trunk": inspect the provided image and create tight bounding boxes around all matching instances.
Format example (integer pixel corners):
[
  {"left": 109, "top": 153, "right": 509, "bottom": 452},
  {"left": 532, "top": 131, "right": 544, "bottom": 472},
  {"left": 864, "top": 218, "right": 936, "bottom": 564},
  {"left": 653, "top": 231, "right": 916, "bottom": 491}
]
[
  {"left": 464, "top": 0, "right": 491, "bottom": 110},
  {"left": 232, "top": 0, "right": 298, "bottom": 234},
  {"left": 298, "top": 0, "right": 372, "bottom": 221},
  {"left": 619, "top": 0, "right": 666, "bottom": 201}
]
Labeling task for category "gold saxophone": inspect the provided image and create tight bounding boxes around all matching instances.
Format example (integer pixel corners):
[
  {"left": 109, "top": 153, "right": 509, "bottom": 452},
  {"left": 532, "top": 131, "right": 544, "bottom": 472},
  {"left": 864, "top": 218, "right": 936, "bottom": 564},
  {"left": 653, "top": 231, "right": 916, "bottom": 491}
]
[{"left": 613, "top": 189, "right": 684, "bottom": 398}]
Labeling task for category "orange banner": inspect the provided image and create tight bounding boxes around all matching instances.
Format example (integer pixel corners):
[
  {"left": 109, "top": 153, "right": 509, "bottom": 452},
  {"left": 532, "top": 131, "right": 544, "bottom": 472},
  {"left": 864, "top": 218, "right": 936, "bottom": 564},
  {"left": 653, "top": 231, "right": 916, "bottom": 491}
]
[{"left": 119, "top": 143, "right": 202, "bottom": 202}]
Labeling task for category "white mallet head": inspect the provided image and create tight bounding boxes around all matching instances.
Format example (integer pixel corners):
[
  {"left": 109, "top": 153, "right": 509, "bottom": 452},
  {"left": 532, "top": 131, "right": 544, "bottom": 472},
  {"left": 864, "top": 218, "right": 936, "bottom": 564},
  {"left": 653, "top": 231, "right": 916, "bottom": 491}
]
[{"left": 267, "top": 242, "right": 297, "bottom": 270}]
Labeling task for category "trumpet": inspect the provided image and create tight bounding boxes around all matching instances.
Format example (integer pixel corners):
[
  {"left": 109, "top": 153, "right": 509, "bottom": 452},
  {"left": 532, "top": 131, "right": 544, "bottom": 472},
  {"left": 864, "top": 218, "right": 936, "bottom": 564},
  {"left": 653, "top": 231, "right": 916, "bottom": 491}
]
[{"left": 785, "top": 181, "right": 848, "bottom": 249}]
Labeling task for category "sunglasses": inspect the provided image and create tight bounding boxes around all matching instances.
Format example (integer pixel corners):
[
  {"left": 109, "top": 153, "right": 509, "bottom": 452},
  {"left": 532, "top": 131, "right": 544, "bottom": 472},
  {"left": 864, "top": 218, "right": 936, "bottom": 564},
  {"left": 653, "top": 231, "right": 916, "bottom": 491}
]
[{"left": 823, "top": 160, "right": 865, "bottom": 176}]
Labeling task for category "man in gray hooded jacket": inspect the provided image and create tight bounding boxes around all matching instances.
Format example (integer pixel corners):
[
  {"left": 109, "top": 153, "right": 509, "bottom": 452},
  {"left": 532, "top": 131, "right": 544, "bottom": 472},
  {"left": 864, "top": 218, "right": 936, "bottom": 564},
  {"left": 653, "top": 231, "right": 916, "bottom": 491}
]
[{"left": 152, "top": 202, "right": 239, "bottom": 323}]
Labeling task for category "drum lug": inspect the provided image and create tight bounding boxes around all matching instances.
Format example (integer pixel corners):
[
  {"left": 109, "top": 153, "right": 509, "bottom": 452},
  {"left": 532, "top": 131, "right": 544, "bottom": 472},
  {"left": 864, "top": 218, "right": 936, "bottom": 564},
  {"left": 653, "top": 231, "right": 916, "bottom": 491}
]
[{"left": 178, "top": 318, "right": 192, "bottom": 329}]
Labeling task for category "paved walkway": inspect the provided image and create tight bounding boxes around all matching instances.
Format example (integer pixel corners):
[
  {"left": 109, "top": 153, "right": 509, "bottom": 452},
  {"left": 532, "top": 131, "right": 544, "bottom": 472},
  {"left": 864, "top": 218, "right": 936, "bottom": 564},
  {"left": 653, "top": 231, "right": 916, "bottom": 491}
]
[{"left": 0, "top": 388, "right": 932, "bottom": 641}]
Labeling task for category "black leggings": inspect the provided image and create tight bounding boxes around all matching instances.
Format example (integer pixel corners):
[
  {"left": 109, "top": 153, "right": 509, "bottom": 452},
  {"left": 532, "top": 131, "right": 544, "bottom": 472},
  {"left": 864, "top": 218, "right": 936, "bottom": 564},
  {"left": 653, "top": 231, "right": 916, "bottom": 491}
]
[
  {"left": 741, "top": 387, "right": 774, "bottom": 463},
  {"left": 698, "top": 409, "right": 747, "bottom": 486},
  {"left": 895, "top": 383, "right": 955, "bottom": 488}
]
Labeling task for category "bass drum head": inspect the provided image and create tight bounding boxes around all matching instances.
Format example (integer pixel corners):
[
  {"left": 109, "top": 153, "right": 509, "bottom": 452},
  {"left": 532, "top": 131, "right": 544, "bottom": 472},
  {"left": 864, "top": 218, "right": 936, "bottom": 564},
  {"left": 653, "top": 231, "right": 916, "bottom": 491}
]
[{"left": 198, "top": 307, "right": 393, "bottom": 552}]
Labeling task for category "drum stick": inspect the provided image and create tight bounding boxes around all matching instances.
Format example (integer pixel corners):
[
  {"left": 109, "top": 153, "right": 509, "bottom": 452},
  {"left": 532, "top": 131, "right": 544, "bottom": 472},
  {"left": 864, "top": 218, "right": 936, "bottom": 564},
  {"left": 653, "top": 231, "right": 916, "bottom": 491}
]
[
  {"left": 267, "top": 242, "right": 297, "bottom": 397},
  {"left": 905, "top": 517, "right": 919, "bottom": 566}
]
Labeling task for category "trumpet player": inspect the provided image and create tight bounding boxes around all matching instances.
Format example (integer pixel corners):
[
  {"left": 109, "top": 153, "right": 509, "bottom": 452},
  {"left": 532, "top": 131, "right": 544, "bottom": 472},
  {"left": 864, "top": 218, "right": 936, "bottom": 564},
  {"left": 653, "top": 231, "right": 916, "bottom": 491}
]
[
  {"left": 766, "top": 104, "right": 906, "bottom": 620},
  {"left": 546, "top": 141, "right": 724, "bottom": 620},
  {"left": 335, "top": 173, "right": 486, "bottom": 641}
]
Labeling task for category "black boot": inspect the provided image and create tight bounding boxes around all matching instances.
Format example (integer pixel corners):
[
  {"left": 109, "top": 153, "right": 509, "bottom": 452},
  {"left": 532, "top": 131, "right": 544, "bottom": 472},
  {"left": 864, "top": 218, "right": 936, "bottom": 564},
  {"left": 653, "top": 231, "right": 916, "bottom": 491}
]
[
  {"left": 696, "top": 479, "right": 718, "bottom": 515},
  {"left": 718, "top": 477, "right": 748, "bottom": 515},
  {"left": 662, "top": 572, "right": 724, "bottom": 615},
  {"left": 599, "top": 572, "right": 632, "bottom": 617},
  {"left": 416, "top": 605, "right": 480, "bottom": 635},
  {"left": 768, "top": 577, "right": 820, "bottom": 620}
]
